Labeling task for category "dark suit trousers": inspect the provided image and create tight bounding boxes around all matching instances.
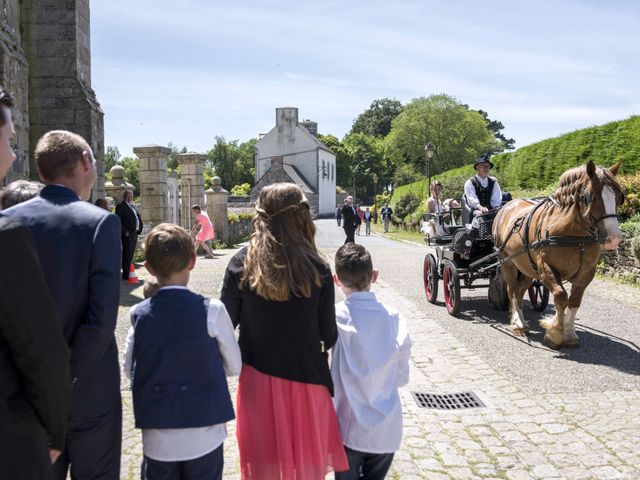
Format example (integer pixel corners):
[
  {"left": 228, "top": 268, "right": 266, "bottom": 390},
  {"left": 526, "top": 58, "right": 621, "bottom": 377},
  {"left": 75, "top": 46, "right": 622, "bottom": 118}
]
[
  {"left": 52, "top": 397, "right": 122, "bottom": 480},
  {"left": 0, "top": 414, "right": 50, "bottom": 480},
  {"left": 344, "top": 226, "right": 356, "bottom": 244},
  {"left": 121, "top": 232, "right": 138, "bottom": 279}
]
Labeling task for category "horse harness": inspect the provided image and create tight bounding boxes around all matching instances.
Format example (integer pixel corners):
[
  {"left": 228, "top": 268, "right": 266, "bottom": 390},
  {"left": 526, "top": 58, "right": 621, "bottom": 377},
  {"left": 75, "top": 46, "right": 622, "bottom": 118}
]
[{"left": 496, "top": 196, "right": 602, "bottom": 274}]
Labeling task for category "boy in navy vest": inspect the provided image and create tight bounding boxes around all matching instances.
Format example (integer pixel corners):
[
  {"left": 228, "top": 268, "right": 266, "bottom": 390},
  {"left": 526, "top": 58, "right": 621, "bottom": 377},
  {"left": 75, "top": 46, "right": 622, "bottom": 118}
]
[{"left": 122, "top": 223, "right": 241, "bottom": 479}]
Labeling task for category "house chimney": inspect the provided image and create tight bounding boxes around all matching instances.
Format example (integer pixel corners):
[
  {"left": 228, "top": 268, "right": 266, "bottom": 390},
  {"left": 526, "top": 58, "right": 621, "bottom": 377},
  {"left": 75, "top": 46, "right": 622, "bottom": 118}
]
[
  {"left": 276, "top": 107, "right": 298, "bottom": 138},
  {"left": 300, "top": 119, "right": 318, "bottom": 136}
]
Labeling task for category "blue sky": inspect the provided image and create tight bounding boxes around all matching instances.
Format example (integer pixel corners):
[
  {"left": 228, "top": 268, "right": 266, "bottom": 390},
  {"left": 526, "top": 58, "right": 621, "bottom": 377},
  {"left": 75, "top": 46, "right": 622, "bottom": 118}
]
[{"left": 91, "top": 0, "right": 640, "bottom": 158}]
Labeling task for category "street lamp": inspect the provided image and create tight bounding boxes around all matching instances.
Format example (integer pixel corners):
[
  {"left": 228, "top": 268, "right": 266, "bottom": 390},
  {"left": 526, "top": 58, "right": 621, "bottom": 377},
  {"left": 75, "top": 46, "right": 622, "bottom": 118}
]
[
  {"left": 425, "top": 143, "right": 436, "bottom": 197},
  {"left": 372, "top": 173, "right": 379, "bottom": 223}
]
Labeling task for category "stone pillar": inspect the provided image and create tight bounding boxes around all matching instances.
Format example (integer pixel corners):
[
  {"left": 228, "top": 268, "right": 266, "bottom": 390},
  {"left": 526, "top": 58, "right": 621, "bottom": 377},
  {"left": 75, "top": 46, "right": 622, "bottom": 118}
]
[
  {"left": 134, "top": 144, "right": 170, "bottom": 229},
  {"left": 205, "top": 176, "right": 229, "bottom": 244},
  {"left": 177, "top": 152, "right": 206, "bottom": 230},
  {"left": 22, "top": 0, "right": 105, "bottom": 198},
  {"left": 104, "top": 165, "right": 134, "bottom": 204}
]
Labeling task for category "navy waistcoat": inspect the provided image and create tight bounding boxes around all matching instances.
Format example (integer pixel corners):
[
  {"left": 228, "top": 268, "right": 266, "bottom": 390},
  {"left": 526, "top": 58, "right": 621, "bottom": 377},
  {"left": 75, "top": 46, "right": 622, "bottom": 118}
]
[
  {"left": 471, "top": 177, "right": 495, "bottom": 209},
  {"left": 131, "top": 289, "right": 235, "bottom": 429}
]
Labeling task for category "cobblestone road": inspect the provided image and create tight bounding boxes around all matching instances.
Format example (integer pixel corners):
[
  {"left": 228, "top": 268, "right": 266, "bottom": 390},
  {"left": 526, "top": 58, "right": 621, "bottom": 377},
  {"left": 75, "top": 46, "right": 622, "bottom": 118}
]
[{"left": 116, "top": 222, "right": 640, "bottom": 479}]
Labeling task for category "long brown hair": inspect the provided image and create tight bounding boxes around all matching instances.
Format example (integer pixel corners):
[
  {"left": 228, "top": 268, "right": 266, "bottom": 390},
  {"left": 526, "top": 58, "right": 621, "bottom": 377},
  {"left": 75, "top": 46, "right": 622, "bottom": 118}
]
[{"left": 242, "top": 183, "right": 324, "bottom": 301}]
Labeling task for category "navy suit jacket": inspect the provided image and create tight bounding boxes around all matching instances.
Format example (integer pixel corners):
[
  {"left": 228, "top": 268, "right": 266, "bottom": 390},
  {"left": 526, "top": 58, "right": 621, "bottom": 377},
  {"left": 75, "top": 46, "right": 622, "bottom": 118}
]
[{"left": 4, "top": 185, "right": 122, "bottom": 417}]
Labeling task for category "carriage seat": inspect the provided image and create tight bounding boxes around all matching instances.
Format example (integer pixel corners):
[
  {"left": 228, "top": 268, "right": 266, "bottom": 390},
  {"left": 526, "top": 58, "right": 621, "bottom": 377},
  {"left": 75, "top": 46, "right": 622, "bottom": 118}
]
[{"left": 461, "top": 194, "right": 474, "bottom": 225}]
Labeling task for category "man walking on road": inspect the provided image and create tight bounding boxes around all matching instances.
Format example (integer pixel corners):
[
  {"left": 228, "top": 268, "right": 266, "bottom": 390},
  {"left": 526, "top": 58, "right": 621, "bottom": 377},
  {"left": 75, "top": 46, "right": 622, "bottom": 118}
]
[
  {"left": 115, "top": 190, "right": 143, "bottom": 280},
  {"left": 341, "top": 195, "right": 357, "bottom": 244},
  {"left": 381, "top": 203, "right": 393, "bottom": 233},
  {"left": 5, "top": 130, "right": 122, "bottom": 479}
]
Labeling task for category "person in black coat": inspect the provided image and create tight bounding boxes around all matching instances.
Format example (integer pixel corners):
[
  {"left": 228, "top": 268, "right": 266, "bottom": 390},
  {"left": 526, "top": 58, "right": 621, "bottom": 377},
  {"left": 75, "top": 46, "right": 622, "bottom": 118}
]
[
  {"left": 0, "top": 89, "right": 71, "bottom": 478},
  {"left": 115, "top": 190, "right": 143, "bottom": 280},
  {"left": 341, "top": 195, "right": 357, "bottom": 244},
  {"left": 5, "top": 130, "right": 122, "bottom": 479}
]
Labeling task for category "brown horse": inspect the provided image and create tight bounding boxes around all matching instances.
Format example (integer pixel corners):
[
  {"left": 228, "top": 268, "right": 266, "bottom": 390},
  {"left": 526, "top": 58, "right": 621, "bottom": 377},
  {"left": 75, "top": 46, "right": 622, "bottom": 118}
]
[{"left": 493, "top": 161, "right": 624, "bottom": 349}]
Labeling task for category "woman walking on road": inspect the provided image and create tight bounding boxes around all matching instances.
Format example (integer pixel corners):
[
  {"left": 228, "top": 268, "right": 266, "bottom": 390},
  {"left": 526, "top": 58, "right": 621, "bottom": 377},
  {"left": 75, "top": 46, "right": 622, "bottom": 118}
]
[{"left": 221, "top": 183, "right": 348, "bottom": 479}]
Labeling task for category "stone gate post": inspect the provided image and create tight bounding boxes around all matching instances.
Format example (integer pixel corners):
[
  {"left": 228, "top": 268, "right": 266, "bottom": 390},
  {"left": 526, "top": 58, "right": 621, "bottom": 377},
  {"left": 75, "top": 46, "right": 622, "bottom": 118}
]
[
  {"left": 205, "top": 176, "right": 229, "bottom": 244},
  {"left": 177, "top": 152, "right": 206, "bottom": 230},
  {"left": 134, "top": 144, "right": 171, "bottom": 229}
]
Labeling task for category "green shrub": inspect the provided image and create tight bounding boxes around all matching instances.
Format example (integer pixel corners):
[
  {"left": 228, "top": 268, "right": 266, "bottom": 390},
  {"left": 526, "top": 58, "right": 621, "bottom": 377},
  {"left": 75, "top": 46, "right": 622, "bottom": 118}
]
[
  {"left": 238, "top": 212, "right": 255, "bottom": 221},
  {"left": 230, "top": 183, "right": 251, "bottom": 196},
  {"left": 618, "top": 172, "right": 640, "bottom": 222},
  {"left": 394, "top": 192, "right": 421, "bottom": 222},
  {"left": 227, "top": 213, "right": 239, "bottom": 223},
  {"left": 620, "top": 222, "right": 640, "bottom": 238}
]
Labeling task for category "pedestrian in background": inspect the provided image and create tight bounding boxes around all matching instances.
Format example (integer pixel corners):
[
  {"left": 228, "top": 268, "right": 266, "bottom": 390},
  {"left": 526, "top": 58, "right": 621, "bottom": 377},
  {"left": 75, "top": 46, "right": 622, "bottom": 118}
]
[
  {"left": 380, "top": 204, "right": 393, "bottom": 233},
  {"left": 0, "top": 88, "right": 70, "bottom": 479},
  {"left": 5, "top": 130, "right": 122, "bottom": 479},
  {"left": 364, "top": 207, "right": 372, "bottom": 236},
  {"left": 336, "top": 203, "right": 342, "bottom": 226},
  {"left": 116, "top": 190, "right": 143, "bottom": 281},
  {"left": 332, "top": 243, "right": 412, "bottom": 480},
  {"left": 341, "top": 195, "right": 357, "bottom": 244},
  {"left": 221, "top": 183, "right": 348, "bottom": 479},
  {"left": 191, "top": 204, "right": 216, "bottom": 259},
  {"left": 124, "top": 224, "right": 241, "bottom": 480}
]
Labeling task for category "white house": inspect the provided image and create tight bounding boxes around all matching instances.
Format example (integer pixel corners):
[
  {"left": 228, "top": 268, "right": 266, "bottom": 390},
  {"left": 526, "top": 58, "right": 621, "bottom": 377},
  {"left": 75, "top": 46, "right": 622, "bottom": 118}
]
[{"left": 251, "top": 107, "right": 336, "bottom": 215}]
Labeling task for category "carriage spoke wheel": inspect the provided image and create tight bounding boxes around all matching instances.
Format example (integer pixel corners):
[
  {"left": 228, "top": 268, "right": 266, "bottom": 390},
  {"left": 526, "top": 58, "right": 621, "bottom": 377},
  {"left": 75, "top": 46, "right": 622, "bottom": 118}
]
[
  {"left": 443, "top": 262, "right": 461, "bottom": 316},
  {"left": 423, "top": 254, "right": 438, "bottom": 303},
  {"left": 528, "top": 280, "right": 550, "bottom": 312}
]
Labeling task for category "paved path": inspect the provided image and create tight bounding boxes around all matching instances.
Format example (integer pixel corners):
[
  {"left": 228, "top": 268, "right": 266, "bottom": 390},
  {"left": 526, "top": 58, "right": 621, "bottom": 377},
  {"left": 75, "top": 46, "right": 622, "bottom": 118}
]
[{"left": 117, "top": 221, "right": 640, "bottom": 479}]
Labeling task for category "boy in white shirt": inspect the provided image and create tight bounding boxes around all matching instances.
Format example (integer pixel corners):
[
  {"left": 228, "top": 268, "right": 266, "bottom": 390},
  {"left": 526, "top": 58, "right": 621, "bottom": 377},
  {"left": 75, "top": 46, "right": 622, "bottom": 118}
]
[
  {"left": 122, "top": 223, "right": 241, "bottom": 479},
  {"left": 331, "top": 243, "right": 412, "bottom": 480}
]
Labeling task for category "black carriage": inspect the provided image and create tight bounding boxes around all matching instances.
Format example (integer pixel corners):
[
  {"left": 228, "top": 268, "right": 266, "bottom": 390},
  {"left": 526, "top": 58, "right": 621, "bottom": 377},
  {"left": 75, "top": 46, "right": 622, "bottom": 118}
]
[{"left": 422, "top": 197, "right": 549, "bottom": 316}]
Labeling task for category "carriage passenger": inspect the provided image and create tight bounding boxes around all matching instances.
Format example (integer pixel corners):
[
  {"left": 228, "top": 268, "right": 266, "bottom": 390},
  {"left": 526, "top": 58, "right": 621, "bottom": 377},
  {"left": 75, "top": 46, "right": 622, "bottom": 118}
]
[{"left": 423, "top": 181, "right": 459, "bottom": 237}]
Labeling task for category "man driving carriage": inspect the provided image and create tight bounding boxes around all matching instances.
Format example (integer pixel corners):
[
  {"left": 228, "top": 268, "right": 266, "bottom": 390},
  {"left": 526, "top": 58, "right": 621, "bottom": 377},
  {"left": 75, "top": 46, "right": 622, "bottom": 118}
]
[{"left": 463, "top": 153, "right": 503, "bottom": 222}]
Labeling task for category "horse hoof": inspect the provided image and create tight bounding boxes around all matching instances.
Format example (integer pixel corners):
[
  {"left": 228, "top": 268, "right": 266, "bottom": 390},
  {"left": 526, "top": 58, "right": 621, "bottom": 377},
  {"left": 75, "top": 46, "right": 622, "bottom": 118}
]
[
  {"left": 544, "top": 333, "right": 562, "bottom": 350},
  {"left": 564, "top": 338, "right": 581, "bottom": 348},
  {"left": 511, "top": 327, "right": 528, "bottom": 337}
]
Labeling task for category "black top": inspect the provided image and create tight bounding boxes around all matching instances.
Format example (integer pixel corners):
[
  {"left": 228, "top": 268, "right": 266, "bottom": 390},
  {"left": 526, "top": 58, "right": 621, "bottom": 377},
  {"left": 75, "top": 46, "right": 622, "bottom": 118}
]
[
  {"left": 0, "top": 215, "right": 70, "bottom": 449},
  {"left": 470, "top": 176, "right": 495, "bottom": 209},
  {"left": 220, "top": 247, "right": 337, "bottom": 394}
]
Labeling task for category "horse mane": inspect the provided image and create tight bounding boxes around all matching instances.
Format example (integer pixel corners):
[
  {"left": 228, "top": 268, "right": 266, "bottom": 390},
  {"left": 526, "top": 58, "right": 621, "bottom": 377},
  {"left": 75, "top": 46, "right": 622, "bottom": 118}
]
[{"left": 553, "top": 165, "right": 588, "bottom": 208}]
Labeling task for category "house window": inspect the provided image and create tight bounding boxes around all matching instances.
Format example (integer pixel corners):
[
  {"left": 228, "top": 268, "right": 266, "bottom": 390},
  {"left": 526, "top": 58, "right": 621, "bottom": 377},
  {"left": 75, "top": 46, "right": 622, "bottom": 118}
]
[{"left": 331, "top": 163, "right": 334, "bottom": 181}]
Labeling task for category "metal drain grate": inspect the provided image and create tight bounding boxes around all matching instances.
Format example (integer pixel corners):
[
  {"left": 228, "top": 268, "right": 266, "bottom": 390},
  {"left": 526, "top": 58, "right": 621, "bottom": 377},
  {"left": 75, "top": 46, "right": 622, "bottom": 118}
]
[{"left": 412, "top": 391, "right": 485, "bottom": 410}]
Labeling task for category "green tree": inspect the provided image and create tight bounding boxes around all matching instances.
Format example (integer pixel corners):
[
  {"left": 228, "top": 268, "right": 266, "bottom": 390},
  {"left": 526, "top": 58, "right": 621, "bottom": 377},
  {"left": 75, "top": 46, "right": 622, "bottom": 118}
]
[
  {"left": 120, "top": 156, "right": 140, "bottom": 196},
  {"left": 230, "top": 183, "right": 251, "bottom": 196},
  {"left": 385, "top": 94, "right": 501, "bottom": 178},
  {"left": 351, "top": 98, "right": 403, "bottom": 138},
  {"left": 342, "top": 133, "right": 385, "bottom": 203},
  {"left": 206, "top": 137, "right": 257, "bottom": 190},
  {"left": 167, "top": 142, "right": 188, "bottom": 172},
  {"left": 105, "top": 146, "right": 120, "bottom": 173},
  {"left": 318, "top": 133, "right": 350, "bottom": 189},
  {"left": 235, "top": 138, "right": 257, "bottom": 186}
]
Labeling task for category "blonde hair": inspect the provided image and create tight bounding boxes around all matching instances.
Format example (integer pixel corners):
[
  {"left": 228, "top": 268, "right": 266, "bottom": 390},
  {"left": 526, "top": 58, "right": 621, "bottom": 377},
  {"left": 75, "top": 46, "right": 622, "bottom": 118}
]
[{"left": 242, "top": 183, "right": 324, "bottom": 301}]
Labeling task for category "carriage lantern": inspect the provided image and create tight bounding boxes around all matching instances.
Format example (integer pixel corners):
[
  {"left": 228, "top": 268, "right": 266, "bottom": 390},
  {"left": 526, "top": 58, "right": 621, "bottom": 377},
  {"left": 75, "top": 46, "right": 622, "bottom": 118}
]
[{"left": 425, "top": 143, "right": 436, "bottom": 197}]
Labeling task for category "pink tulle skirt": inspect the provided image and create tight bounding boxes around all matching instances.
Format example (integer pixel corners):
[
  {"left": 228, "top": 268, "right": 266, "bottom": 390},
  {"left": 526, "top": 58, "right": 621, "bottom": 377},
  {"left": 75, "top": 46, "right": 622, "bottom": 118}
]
[
  {"left": 195, "top": 212, "right": 214, "bottom": 241},
  {"left": 237, "top": 365, "right": 348, "bottom": 480}
]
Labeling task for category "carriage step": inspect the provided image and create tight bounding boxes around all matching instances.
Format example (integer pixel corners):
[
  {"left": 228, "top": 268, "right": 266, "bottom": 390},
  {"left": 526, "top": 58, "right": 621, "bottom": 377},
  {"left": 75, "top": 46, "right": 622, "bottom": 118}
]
[{"left": 411, "top": 391, "right": 485, "bottom": 410}]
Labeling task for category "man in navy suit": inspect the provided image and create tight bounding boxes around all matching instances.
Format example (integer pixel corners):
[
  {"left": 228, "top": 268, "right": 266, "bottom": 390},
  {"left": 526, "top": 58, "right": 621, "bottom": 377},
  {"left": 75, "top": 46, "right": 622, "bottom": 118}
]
[
  {"left": 341, "top": 195, "right": 357, "bottom": 244},
  {"left": 115, "top": 190, "right": 143, "bottom": 280},
  {"left": 0, "top": 90, "right": 71, "bottom": 478},
  {"left": 5, "top": 130, "right": 122, "bottom": 479}
]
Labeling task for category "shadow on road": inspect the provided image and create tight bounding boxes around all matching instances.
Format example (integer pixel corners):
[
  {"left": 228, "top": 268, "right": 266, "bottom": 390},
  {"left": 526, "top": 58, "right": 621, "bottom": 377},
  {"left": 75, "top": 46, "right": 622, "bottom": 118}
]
[{"left": 450, "top": 298, "right": 640, "bottom": 375}]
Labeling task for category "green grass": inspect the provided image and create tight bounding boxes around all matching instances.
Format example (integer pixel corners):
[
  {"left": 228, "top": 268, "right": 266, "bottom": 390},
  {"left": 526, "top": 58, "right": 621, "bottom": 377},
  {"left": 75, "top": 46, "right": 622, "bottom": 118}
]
[{"left": 371, "top": 220, "right": 426, "bottom": 243}]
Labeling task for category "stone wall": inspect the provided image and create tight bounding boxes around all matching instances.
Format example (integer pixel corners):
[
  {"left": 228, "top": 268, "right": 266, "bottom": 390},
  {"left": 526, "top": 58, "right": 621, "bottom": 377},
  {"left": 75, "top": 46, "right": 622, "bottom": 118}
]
[
  {"left": 599, "top": 234, "right": 640, "bottom": 284},
  {"left": 0, "top": 0, "right": 104, "bottom": 197},
  {"left": 228, "top": 217, "right": 253, "bottom": 245}
]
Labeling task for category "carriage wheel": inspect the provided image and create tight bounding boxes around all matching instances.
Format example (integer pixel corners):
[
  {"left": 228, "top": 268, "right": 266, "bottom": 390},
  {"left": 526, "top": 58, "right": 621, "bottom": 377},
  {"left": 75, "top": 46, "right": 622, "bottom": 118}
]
[
  {"left": 443, "top": 262, "right": 461, "bottom": 316},
  {"left": 423, "top": 254, "right": 438, "bottom": 303},
  {"left": 528, "top": 280, "right": 550, "bottom": 312}
]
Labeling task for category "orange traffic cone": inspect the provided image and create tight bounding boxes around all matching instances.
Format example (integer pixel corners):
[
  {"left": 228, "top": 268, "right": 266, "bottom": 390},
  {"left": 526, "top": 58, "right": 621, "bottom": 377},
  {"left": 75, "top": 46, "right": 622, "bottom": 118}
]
[{"left": 128, "top": 263, "right": 139, "bottom": 285}]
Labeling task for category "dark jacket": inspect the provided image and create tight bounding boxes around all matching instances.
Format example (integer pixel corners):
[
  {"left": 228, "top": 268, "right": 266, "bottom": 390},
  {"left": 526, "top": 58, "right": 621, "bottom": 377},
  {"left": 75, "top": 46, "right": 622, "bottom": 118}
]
[
  {"left": 0, "top": 215, "right": 70, "bottom": 449},
  {"left": 220, "top": 248, "right": 337, "bottom": 394},
  {"left": 4, "top": 185, "right": 122, "bottom": 417},
  {"left": 131, "top": 289, "right": 235, "bottom": 429},
  {"left": 341, "top": 204, "right": 357, "bottom": 230},
  {"left": 115, "top": 200, "right": 143, "bottom": 235}
]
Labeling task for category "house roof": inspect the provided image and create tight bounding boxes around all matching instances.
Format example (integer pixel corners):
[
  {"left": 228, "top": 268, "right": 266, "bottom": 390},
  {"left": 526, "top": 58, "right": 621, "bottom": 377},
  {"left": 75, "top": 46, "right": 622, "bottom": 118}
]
[{"left": 283, "top": 164, "right": 315, "bottom": 193}]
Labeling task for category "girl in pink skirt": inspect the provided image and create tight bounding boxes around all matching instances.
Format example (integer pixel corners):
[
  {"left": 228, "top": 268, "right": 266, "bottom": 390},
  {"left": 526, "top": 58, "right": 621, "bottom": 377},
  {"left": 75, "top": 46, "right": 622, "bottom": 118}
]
[
  {"left": 221, "top": 183, "right": 348, "bottom": 479},
  {"left": 191, "top": 205, "right": 215, "bottom": 259}
]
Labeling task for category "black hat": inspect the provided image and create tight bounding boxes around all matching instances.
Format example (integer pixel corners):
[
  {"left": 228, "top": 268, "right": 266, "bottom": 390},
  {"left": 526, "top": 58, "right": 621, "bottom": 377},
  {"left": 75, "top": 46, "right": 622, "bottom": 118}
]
[{"left": 473, "top": 154, "right": 494, "bottom": 170}]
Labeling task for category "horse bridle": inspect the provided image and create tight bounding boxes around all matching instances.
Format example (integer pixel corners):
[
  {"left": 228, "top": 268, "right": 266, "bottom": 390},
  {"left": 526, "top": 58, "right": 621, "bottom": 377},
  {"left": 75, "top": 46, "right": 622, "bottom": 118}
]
[{"left": 582, "top": 189, "right": 622, "bottom": 234}]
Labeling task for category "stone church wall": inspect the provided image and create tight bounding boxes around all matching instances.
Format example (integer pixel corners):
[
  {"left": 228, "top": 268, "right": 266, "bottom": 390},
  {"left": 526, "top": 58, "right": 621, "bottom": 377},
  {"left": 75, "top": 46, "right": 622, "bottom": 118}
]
[{"left": 0, "top": 0, "right": 104, "bottom": 197}]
